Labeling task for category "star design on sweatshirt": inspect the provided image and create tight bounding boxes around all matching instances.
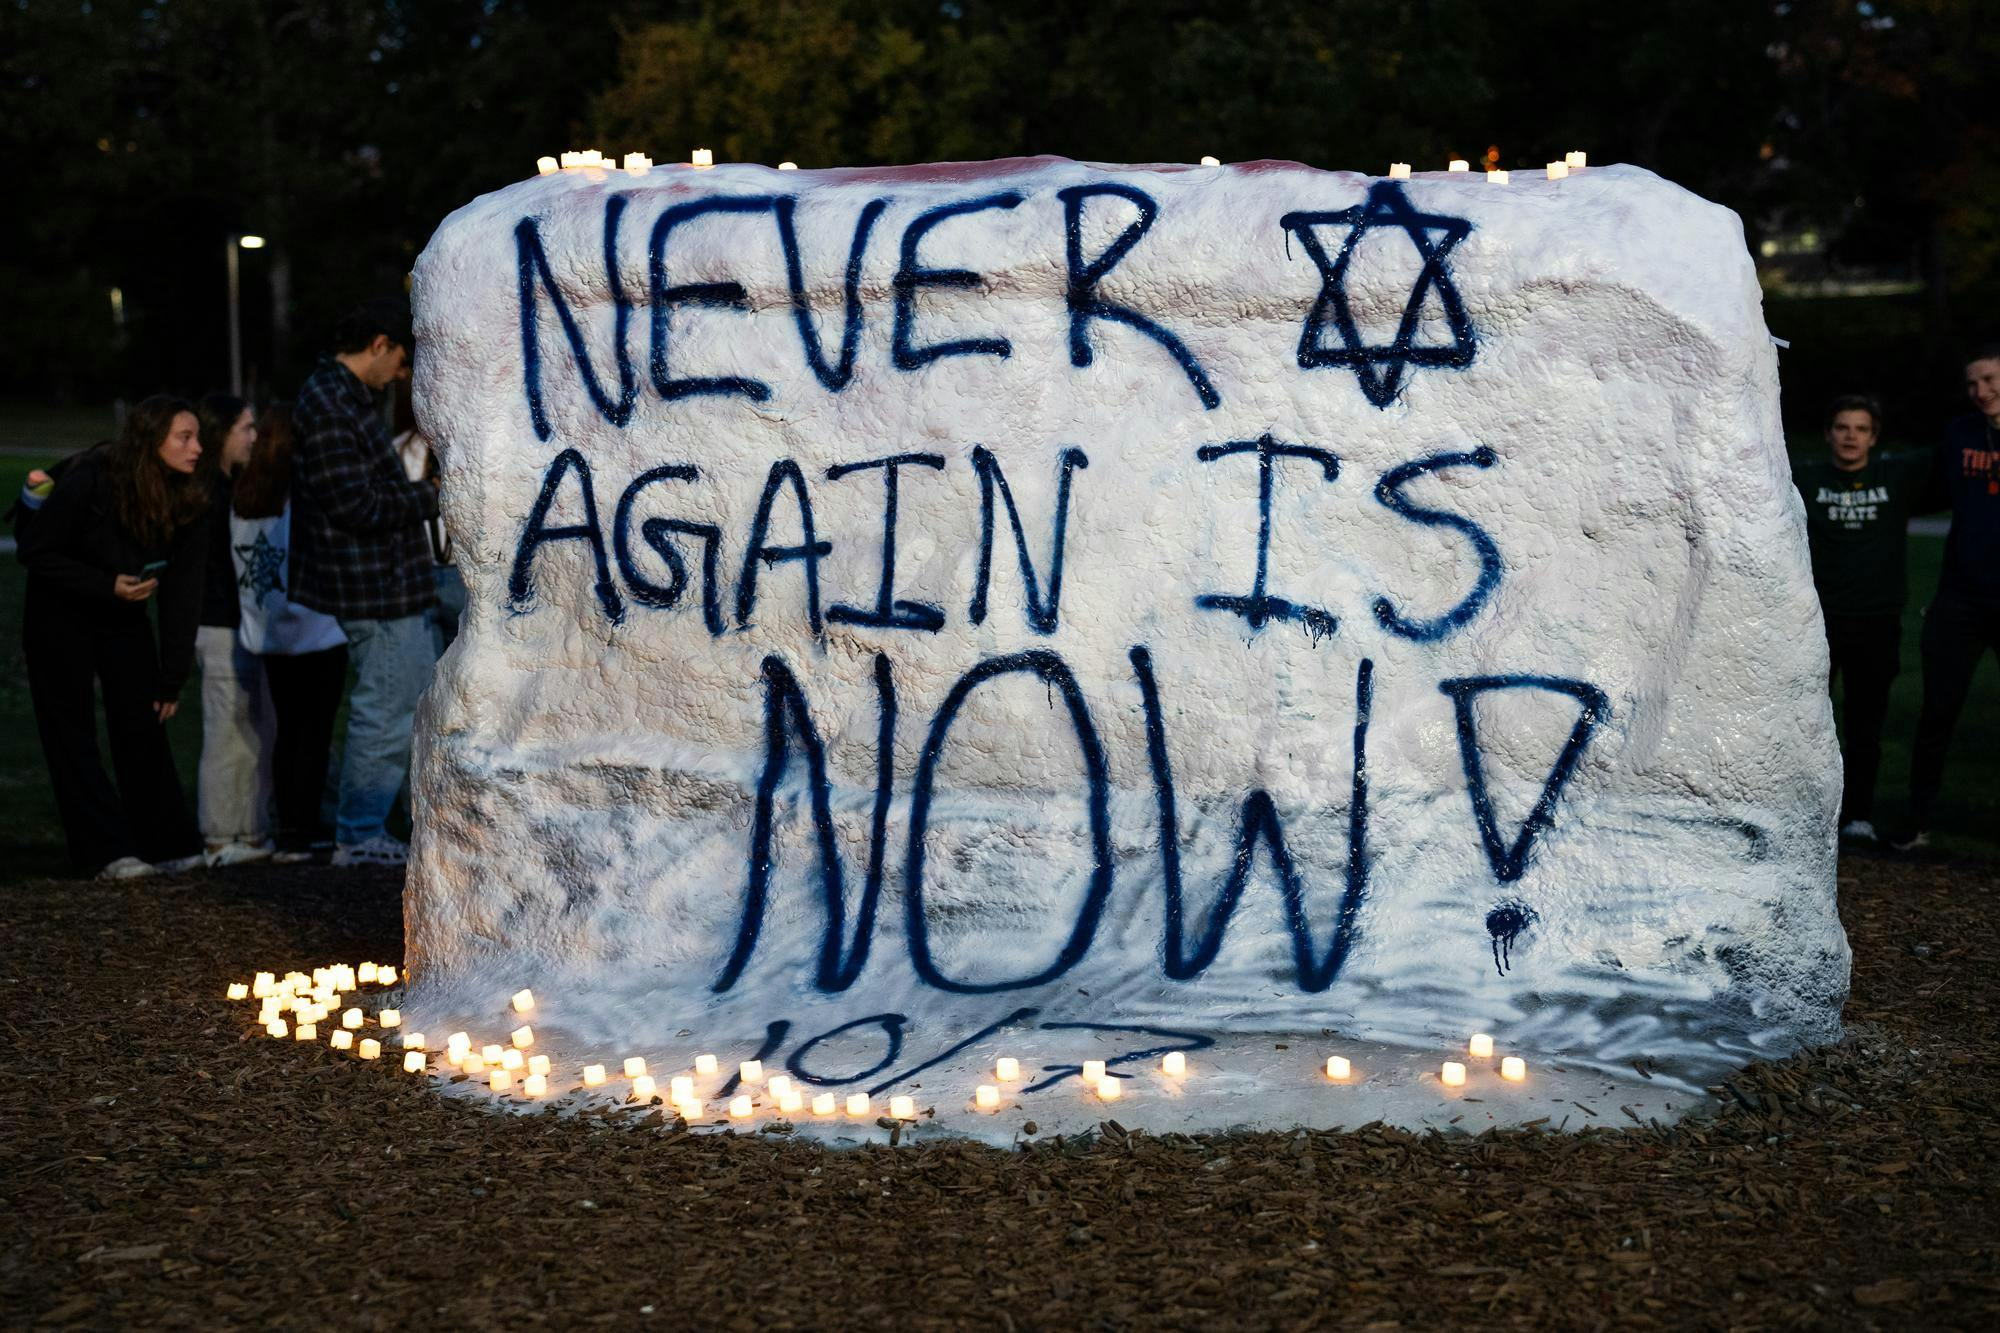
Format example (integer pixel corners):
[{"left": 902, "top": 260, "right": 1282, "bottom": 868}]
[
  {"left": 1279, "top": 181, "right": 1477, "bottom": 408},
  {"left": 234, "top": 531, "right": 287, "bottom": 601}
]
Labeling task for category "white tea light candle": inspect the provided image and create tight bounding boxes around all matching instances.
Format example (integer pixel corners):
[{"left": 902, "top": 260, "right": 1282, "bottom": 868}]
[
  {"left": 378, "top": 1010, "right": 400, "bottom": 1028},
  {"left": 1487, "top": 169, "right": 1510, "bottom": 184},
  {"left": 403, "top": 1050, "right": 426, "bottom": 1073},
  {"left": 342, "top": 1008, "right": 364, "bottom": 1030},
  {"left": 1162, "top": 1051, "right": 1186, "bottom": 1077},
  {"left": 537, "top": 155, "right": 558, "bottom": 175},
  {"left": 500, "top": 1049, "right": 524, "bottom": 1071},
  {"left": 482, "top": 1045, "right": 504, "bottom": 1064},
  {"left": 889, "top": 1096, "right": 915, "bottom": 1119},
  {"left": 739, "top": 1060, "right": 764, "bottom": 1084},
  {"left": 582, "top": 1064, "right": 606, "bottom": 1087},
  {"left": 1469, "top": 1033, "right": 1494, "bottom": 1059},
  {"left": 694, "top": 1054, "right": 718, "bottom": 1075},
  {"left": 1199, "top": 155, "right": 1220, "bottom": 166},
  {"left": 1326, "top": 1056, "right": 1352, "bottom": 1081},
  {"left": 670, "top": 1075, "right": 695, "bottom": 1101},
  {"left": 623, "top": 1056, "right": 647, "bottom": 1078},
  {"left": 1546, "top": 161, "right": 1569, "bottom": 180},
  {"left": 1441, "top": 1061, "right": 1467, "bottom": 1087},
  {"left": 1566, "top": 150, "right": 1587, "bottom": 168},
  {"left": 778, "top": 161, "right": 798, "bottom": 171},
  {"left": 691, "top": 148, "right": 714, "bottom": 168},
  {"left": 524, "top": 1073, "right": 547, "bottom": 1097},
  {"left": 512, "top": 988, "right": 535, "bottom": 1013},
  {"left": 975, "top": 1085, "right": 1000, "bottom": 1109},
  {"left": 778, "top": 1087, "right": 803, "bottom": 1114},
  {"left": 490, "top": 1068, "right": 512, "bottom": 1091},
  {"left": 1448, "top": 158, "right": 1470, "bottom": 172},
  {"left": 461, "top": 1053, "right": 485, "bottom": 1074},
  {"left": 1081, "top": 1060, "right": 1106, "bottom": 1084},
  {"left": 766, "top": 1075, "right": 792, "bottom": 1098},
  {"left": 447, "top": 1032, "right": 471, "bottom": 1057},
  {"left": 528, "top": 1054, "right": 550, "bottom": 1077},
  {"left": 846, "top": 1093, "right": 870, "bottom": 1117},
  {"left": 403, "top": 1032, "right": 425, "bottom": 1050},
  {"left": 631, "top": 1075, "right": 657, "bottom": 1100},
  {"left": 294, "top": 1022, "right": 316, "bottom": 1041},
  {"left": 511, "top": 1026, "right": 534, "bottom": 1048},
  {"left": 1097, "top": 1077, "right": 1122, "bottom": 1102},
  {"left": 812, "top": 1093, "right": 836, "bottom": 1116},
  {"left": 1389, "top": 162, "right": 1411, "bottom": 179},
  {"left": 377, "top": 966, "right": 397, "bottom": 985},
  {"left": 1501, "top": 1056, "right": 1527, "bottom": 1081},
  {"left": 266, "top": 1019, "right": 288, "bottom": 1039},
  {"left": 729, "top": 1095, "right": 753, "bottom": 1118},
  {"left": 358, "top": 1038, "right": 380, "bottom": 1060},
  {"left": 995, "top": 1057, "right": 1020, "bottom": 1082},
  {"left": 330, "top": 1030, "right": 353, "bottom": 1051},
  {"left": 227, "top": 982, "right": 248, "bottom": 1000},
  {"left": 358, "top": 962, "right": 378, "bottom": 983}
]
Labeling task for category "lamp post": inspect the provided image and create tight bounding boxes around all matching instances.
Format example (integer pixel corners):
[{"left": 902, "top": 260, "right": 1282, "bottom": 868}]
[{"left": 227, "top": 234, "right": 266, "bottom": 396}]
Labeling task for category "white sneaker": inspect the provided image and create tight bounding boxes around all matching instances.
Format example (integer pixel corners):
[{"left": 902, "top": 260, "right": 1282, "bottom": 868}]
[
  {"left": 333, "top": 835, "right": 409, "bottom": 867},
  {"left": 207, "top": 840, "right": 274, "bottom": 868},
  {"left": 156, "top": 853, "right": 206, "bottom": 873},
  {"left": 97, "top": 856, "right": 159, "bottom": 881},
  {"left": 1839, "top": 820, "right": 1878, "bottom": 842}
]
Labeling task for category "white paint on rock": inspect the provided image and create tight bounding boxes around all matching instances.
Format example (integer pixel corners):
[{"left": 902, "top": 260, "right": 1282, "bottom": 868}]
[{"left": 405, "top": 157, "right": 1845, "bottom": 1138}]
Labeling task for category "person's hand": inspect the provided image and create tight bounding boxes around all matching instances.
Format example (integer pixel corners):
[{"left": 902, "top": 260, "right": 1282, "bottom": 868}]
[
  {"left": 113, "top": 574, "right": 159, "bottom": 602},
  {"left": 26, "top": 468, "right": 50, "bottom": 488},
  {"left": 153, "top": 700, "right": 178, "bottom": 722}
]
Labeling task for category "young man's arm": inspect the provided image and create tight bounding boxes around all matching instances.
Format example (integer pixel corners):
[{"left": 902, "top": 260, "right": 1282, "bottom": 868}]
[{"left": 296, "top": 410, "right": 438, "bottom": 535}]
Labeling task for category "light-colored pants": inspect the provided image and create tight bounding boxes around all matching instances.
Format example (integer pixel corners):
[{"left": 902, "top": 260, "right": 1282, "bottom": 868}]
[
  {"left": 334, "top": 611, "right": 441, "bottom": 846},
  {"left": 195, "top": 624, "right": 275, "bottom": 844}
]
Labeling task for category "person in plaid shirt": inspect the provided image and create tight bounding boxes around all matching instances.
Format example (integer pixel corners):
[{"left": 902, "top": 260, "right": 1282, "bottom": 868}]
[{"left": 291, "top": 296, "right": 439, "bottom": 866}]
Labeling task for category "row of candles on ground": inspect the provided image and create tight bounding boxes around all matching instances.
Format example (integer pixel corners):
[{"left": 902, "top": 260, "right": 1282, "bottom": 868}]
[
  {"left": 232, "top": 978, "right": 1532, "bottom": 1118},
  {"left": 535, "top": 149, "right": 1587, "bottom": 182}
]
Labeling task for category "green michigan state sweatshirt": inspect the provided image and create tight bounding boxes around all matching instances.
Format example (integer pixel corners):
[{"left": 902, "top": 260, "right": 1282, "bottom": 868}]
[{"left": 1793, "top": 448, "right": 1938, "bottom": 617}]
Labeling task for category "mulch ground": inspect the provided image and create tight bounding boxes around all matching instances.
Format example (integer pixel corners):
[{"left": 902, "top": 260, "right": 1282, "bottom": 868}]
[{"left": 1, "top": 853, "right": 1995, "bottom": 1331}]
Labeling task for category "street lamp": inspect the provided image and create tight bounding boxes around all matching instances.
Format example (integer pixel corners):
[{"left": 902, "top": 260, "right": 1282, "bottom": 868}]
[{"left": 226, "top": 234, "right": 266, "bottom": 396}]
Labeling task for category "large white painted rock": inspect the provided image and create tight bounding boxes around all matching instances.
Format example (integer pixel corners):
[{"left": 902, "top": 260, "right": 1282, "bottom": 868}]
[{"left": 405, "top": 157, "right": 1845, "bottom": 1125}]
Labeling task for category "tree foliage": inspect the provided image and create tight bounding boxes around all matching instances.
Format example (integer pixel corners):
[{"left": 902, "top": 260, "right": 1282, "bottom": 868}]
[{"left": 2, "top": 0, "right": 1995, "bottom": 425}]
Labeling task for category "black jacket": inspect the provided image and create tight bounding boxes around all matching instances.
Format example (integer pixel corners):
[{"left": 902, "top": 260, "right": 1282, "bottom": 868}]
[
  {"left": 17, "top": 448, "right": 209, "bottom": 697},
  {"left": 199, "top": 477, "right": 241, "bottom": 629}
]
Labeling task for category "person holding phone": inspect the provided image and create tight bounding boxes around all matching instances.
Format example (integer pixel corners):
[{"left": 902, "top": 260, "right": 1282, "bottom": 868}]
[{"left": 17, "top": 395, "right": 211, "bottom": 879}]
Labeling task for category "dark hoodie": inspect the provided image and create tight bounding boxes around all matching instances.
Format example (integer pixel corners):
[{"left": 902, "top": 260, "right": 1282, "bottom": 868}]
[{"left": 17, "top": 447, "right": 209, "bottom": 697}]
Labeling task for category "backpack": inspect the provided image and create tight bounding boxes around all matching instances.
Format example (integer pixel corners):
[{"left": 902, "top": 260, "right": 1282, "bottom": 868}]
[{"left": 7, "top": 443, "right": 109, "bottom": 547}]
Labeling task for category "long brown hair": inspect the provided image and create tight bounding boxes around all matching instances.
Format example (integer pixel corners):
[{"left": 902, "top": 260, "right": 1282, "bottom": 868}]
[
  {"left": 233, "top": 401, "right": 296, "bottom": 520},
  {"left": 110, "top": 395, "right": 207, "bottom": 546}
]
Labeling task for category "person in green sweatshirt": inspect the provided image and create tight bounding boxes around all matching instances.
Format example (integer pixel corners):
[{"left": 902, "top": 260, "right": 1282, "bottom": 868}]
[{"left": 1794, "top": 395, "right": 1938, "bottom": 843}]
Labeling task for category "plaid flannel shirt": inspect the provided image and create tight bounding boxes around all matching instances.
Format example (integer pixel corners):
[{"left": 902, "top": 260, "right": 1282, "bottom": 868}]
[{"left": 290, "top": 359, "right": 439, "bottom": 621}]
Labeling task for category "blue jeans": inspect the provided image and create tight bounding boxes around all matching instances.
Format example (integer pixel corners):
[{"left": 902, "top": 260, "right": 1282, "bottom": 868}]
[{"left": 334, "top": 611, "right": 440, "bottom": 846}]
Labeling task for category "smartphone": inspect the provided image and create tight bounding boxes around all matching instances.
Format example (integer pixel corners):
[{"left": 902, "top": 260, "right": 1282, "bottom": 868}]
[{"left": 139, "top": 559, "right": 168, "bottom": 577}]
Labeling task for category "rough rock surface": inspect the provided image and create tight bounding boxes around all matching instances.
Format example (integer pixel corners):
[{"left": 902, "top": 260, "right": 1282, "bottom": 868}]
[{"left": 405, "top": 157, "right": 1845, "bottom": 1128}]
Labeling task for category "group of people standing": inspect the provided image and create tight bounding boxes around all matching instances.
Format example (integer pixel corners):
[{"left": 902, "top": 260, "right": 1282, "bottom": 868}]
[
  {"left": 18, "top": 306, "right": 2000, "bottom": 878},
  {"left": 15, "top": 297, "right": 455, "bottom": 880},
  {"left": 1795, "top": 344, "right": 2000, "bottom": 849}
]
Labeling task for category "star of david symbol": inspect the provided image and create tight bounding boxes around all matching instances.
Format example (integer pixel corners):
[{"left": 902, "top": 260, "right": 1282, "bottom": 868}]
[
  {"left": 234, "top": 531, "right": 287, "bottom": 601},
  {"left": 1280, "top": 181, "right": 1477, "bottom": 408}
]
